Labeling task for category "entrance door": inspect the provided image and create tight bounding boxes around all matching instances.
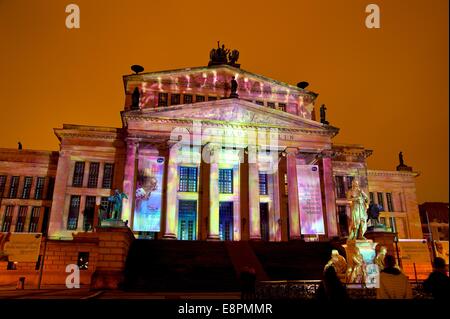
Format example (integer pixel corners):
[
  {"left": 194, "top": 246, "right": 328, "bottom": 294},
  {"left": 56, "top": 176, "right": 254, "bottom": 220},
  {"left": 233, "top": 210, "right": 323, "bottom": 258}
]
[
  {"left": 178, "top": 200, "right": 197, "bottom": 240},
  {"left": 219, "top": 202, "right": 234, "bottom": 241},
  {"left": 260, "top": 203, "right": 269, "bottom": 241}
]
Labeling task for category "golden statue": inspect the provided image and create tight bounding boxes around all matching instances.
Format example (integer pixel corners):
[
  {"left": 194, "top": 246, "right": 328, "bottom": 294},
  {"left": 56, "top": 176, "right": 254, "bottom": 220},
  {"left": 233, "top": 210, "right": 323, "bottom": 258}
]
[
  {"left": 346, "top": 246, "right": 367, "bottom": 284},
  {"left": 346, "top": 180, "right": 369, "bottom": 240},
  {"left": 375, "top": 246, "right": 387, "bottom": 271},
  {"left": 324, "top": 249, "right": 347, "bottom": 276}
]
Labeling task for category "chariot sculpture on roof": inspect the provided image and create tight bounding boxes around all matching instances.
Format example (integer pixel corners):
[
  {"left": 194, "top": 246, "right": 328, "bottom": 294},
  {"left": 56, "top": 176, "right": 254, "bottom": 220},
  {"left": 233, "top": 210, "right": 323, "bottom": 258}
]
[{"left": 208, "top": 41, "right": 240, "bottom": 68}]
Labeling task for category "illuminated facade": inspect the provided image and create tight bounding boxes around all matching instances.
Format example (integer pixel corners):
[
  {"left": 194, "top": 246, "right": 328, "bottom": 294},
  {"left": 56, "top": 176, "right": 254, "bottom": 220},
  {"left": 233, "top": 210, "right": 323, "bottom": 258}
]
[{"left": 1, "top": 64, "right": 423, "bottom": 242}]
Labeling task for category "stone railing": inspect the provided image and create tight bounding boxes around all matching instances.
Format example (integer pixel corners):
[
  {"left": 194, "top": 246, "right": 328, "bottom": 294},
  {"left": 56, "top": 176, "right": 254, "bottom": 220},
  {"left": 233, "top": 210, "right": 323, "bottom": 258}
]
[{"left": 255, "top": 280, "right": 432, "bottom": 299}]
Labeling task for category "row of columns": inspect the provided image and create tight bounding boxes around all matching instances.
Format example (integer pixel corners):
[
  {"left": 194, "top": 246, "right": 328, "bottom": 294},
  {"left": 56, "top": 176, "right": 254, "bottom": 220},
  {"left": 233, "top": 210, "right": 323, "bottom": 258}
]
[{"left": 121, "top": 140, "right": 339, "bottom": 241}]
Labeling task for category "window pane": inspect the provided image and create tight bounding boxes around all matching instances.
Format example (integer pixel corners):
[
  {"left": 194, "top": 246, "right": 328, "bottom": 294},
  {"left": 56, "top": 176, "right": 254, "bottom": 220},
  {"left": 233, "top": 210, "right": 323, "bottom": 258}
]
[
  {"left": 34, "top": 177, "right": 45, "bottom": 200},
  {"left": 335, "top": 176, "right": 345, "bottom": 198},
  {"left": 29, "top": 207, "right": 41, "bottom": 232},
  {"left": 87, "top": 162, "right": 100, "bottom": 188},
  {"left": 158, "top": 93, "right": 168, "bottom": 106},
  {"left": 178, "top": 166, "right": 198, "bottom": 192},
  {"left": 219, "top": 169, "right": 233, "bottom": 194},
  {"left": 255, "top": 100, "right": 264, "bottom": 106},
  {"left": 278, "top": 103, "right": 286, "bottom": 111},
  {"left": 267, "top": 102, "right": 275, "bottom": 109},
  {"left": 170, "top": 94, "right": 181, "bottom": 105},
  {"left": 208, "top": 96, "right": 217, "bottom": 101},
  {"left": 8, "top": 176, "right": 19, "bottom": 198},
  {"left": 377, "top": 193, "right": 385, "bottom": 211},
  {"left": 1, "top": 206, "right": 14, "bottom": 232},
  {"left": 259, "top": 173, "right": 268, "bottom": 195},
  {"left": 21, "top": 176, "right": 33, "bottom": 199},
  {"left": 102, "top": 163, "right": 114, "bottom": 188},
  {"left": 386, "top": 192, "right": 394, "bottom": 212},
  {"left": 0, "top": 175, "right": 6, "bottom": 198},
  {"left": 15, "top": 206, "right": 28, "bottom": 232},
  {"left": 195, "top": 95, "right": 205, "bottom": 102},
  {"left": 67, "top": 195, "right": 81, "bottom": 230},
  {"left": 83, "top": 196, "right": 96, "bottom": 231},
  {"left": 183, "top": 94, "right": 193, "bottom": 104},
  {"left": 72, "top": 162, "right": 85, "bottom": 187}
]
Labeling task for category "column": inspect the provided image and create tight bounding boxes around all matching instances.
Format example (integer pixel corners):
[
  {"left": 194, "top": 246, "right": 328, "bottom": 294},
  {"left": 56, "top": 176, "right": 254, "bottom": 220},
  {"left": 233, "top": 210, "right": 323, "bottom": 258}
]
[
  {"left": 286, "top": 148, "right": 301, "bottom": 239},
  {"left": 248, "top": 152, "right": 261, "bottom": 240},
  {"left": 121, "top": 140, "right": 138, "bottom": 226},
  {"left": 208, "top": 145, "right": 220, "bottom": 240},
  {"left": 163, "top": 144, "right": 179, "bottom": 239},
  {"left": 322, "top": 153, "right": 338, "bottom": 237},
  {"left": 278, "top": 155, "right": 289, "bottom": 241},
  {"left": 239, "top": 150, "right": 249, "bottom": 240},
  {"left": 48, "top": 150, "right": 71, "bottom": 238},
  {"left": 268, "top": 158, "right": 281, "bottom": 241}
]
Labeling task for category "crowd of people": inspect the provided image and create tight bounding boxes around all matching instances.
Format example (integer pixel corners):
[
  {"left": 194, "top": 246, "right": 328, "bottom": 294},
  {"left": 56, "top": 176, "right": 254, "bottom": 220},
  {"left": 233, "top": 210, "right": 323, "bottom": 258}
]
[{"left": 316, "top": 253, "right": 449, "bottom": 301}]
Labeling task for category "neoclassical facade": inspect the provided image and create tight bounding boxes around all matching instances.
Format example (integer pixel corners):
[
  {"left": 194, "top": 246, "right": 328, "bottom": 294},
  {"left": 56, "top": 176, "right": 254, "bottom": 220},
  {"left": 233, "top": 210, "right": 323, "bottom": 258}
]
[{"left": 1, "top": 63, "right": 423, "bottom": 242}]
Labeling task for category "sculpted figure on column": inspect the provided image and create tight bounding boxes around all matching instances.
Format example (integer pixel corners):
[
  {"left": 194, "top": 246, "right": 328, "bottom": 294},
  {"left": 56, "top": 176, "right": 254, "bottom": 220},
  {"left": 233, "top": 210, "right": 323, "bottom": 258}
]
[{"left": 346, "top": 179, "right": 369, "bottom": 240}]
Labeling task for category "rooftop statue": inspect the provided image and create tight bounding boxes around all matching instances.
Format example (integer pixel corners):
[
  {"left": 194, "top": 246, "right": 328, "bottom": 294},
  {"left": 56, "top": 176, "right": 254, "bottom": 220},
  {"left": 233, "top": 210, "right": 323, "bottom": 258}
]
[
  {"left": 320, "top": 104, "right": 329, "bottom": 125},
  {"left": 396, "top": 151, "right": 413, "bottom": 172},
  {"left": 208, "top": 41, "right": 240, "bottom": 67},
  {"left": 229, "top": 76, "right": 239, "bottom": 98}
]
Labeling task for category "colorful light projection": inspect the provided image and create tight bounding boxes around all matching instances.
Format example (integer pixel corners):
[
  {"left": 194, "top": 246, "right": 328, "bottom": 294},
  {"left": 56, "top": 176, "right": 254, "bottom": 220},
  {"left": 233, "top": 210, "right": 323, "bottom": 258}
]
[
  {"left": 133, "top": 156, "right": 165, "bottom": 232},
  {"left": 296, "top": 164, "right": 325, "bottom": 235}
]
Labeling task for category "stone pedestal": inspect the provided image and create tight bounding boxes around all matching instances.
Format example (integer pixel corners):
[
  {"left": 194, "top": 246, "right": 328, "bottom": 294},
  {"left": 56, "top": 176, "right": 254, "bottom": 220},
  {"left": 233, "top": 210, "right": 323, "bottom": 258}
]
[
  {"left": 90, "top": 226, "right": 135, "bottom": 290},
  {"left": 343, "top": 239, "right": 378, "bottom": 287},
  {"left": 365, "top": 231, "right": 397, "bottom": 258},
  {"left": 100, "top": 219, "right": 127, "bottom": 228}
]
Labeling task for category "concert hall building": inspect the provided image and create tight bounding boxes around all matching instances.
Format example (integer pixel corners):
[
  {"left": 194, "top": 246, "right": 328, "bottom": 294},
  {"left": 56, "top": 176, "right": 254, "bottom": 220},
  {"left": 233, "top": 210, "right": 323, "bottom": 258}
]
[
  {"left": 0, "top": 60, "right": 423, "bottom": 243},
  {"left": 0, "top": 53, "right": 426, "bottom": 288}
]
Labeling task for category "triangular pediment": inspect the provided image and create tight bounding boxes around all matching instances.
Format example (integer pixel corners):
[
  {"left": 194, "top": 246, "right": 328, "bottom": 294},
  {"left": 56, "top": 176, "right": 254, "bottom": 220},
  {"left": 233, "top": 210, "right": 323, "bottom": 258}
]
[{"left": 125, "top": 99, "right": 338, "bottom": 135}]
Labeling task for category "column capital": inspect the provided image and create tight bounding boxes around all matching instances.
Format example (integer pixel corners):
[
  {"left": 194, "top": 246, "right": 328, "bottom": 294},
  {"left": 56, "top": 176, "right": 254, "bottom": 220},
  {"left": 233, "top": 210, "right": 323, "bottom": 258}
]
[
  {"left": 319, "top": 149, "right": 335, "bottom": 159},
  {"left": 285, "top": 147, "right": 299, "bottom": 155}
]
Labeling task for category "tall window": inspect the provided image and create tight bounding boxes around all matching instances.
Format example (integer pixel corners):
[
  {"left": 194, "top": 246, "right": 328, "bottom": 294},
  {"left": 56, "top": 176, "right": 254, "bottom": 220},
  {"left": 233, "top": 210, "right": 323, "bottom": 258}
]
[
  {"left": 386, "top": 192, "right": 394, "bottom": 212},
  {"left": 46, "top": 177, "right": 55, "bottom": 200},
  {"left": 83, "top": 196, "right": 96, "bottom": 231},
  {"left": 67, "top": 195, "right": 81, "bottom": 230},
  {"left": 218, "top": 169, "right": 233, "bottom": 194},
  {"left": 278, "top": 103, "right": 286, "bottom": 111},
  {"left": 102, "top": 163, "right": 114, "bottom": 188},
  {"left": 171, "top": 93, "right": 181, "bottom": 105},
  {"left": 183, "top": 94, "right": 193, "bottom": 104},
  {"left": 72, "top": 162, "right": 85, "bottom": 187},
  {"left": 87, "top": 162, "right": 100, "bottom": 188},
  {"left": 377, "top": 192, "right": 385, "bottom": 211},
  {"left": 195, "top": 95, "right": 205, "bottom": 102},
  {"left": 158, "top": 92, "right": 168, "bottom": 106},
  {"left": 345, "top": 176, "right": 354, "bottom": 192},
  {"left": 34, "top": 177, "right": 45, "bottom": 200},
  {"left": 0, "top": 175, "right": 6, "bottom": 198},
  {"left": 259, "top": 173, "right": 268, "bottom": 195},
  {"left": 100, "top": 196, "right": 111, "bottom": 220},
  {"left": 15, "top": 206, "right": 28, "bottom": 232},
  {"left": 1, "top": 206, "right": 14, "bottom": 232},
  {"left": 178, "top": 166, "right": 198, "bottom": 192},
  {"left": 369, "top": 192, "right": 375, "bottom": 203},
  {"left": 8, "top": 176, "right": 19, "bottom": 198},
  {"left": 335, "top": 176, "right": 346, "bottom": 198},
  {"left": 267, "top": 102, "right": 275, "bottom": 109},
  {"left": 21, "top": 176, "right": 33, "bottom": 199},
  {"left": 29, "top": 207, "right": 41, "bottom": 232}
]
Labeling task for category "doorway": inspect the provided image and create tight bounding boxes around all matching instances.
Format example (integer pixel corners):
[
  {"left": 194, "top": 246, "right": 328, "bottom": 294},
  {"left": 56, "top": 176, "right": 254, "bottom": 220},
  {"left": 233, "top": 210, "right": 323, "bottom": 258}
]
[
  {"left": 260, "top": 203, "right": 269, "bottom": 241},
  {"left": 178, "top": 200, "right": 197, "bottom": 240},
  {"left": 219, "top": 202, "right": 234, "bottom": 241}
]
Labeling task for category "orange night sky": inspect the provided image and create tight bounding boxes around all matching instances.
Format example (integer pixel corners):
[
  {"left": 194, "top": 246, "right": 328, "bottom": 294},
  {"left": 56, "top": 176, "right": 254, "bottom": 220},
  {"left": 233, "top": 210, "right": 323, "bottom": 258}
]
[{"left": 0, "top": 0, "right": 448, "bottom": 203}]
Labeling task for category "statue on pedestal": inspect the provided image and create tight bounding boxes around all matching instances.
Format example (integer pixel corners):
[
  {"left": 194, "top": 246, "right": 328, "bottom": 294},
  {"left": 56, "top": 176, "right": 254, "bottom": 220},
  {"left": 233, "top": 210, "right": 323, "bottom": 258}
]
[
  {"left": 346, "top": 246, "right": 367, "bottom": 284},
  {"left": 346, "top": 180, "right": 369, "bottom": 240},
  {"left": 324, "top": 249, "right": 347, "bottom": 277},
  {"left": 229, "top": 76, "right": 239, "bottom": 98},
  {"left": 108, "top": 189, "right": 128, "bottom": 220},
  {"left": 375, "top": 246, "right": 387, "bottom": 271},
  {"left": 320, "top": 104, "right": 329, "bottom": 125}
]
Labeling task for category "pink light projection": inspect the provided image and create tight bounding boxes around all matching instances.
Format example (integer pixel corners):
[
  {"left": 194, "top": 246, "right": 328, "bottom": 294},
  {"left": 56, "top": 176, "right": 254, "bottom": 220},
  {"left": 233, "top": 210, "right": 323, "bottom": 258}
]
[{"left": 296, "top": 164, "right": 325, "bottom": 235}]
